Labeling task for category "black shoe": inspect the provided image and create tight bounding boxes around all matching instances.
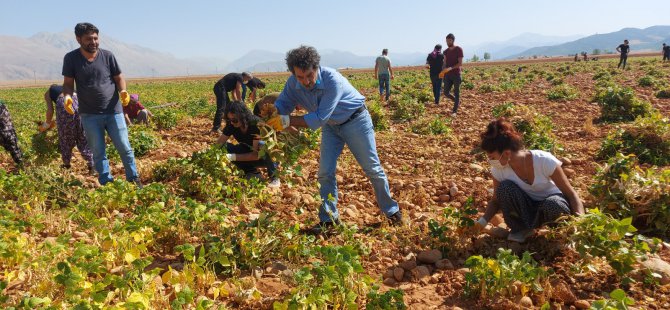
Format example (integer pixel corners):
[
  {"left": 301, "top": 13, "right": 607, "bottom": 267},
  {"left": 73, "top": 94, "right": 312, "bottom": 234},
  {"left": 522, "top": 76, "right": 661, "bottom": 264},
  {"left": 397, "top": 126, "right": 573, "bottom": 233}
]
[
  {"left": 305, "top": 219, "right": 341, "bottom": 236},
  {"left": 445, "top": 94, "right": 456, "bottom": 102},
  {"left": 388, "top": 211, "right": 403, "bottom": 226},
  {"left": 60, "top": 163, "right": 71, "bottom": 169}
]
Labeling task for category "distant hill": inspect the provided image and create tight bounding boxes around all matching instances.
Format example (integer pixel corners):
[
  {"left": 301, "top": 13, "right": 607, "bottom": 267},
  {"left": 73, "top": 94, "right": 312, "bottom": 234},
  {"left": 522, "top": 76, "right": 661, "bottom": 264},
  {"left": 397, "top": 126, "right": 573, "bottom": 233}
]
[
  {"left": 507, "top": 26, "right": 670, "bottom": 59},
  {"left": 224, "top": 49, "right": 426, "bottom": 73},
  {"left": 0, "top": 31, "right": 228, "bottom": 81},
  {"left": 469, "top": 32, "right": 584, "bottom": 60}
]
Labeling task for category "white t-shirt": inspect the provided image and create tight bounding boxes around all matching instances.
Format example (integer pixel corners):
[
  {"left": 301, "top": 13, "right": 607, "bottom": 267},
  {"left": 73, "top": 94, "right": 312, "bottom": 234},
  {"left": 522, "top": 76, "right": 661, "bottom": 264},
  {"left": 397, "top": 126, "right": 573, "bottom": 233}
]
[{"left": 491, "top": 150, "right": 563, "bottom": 201}]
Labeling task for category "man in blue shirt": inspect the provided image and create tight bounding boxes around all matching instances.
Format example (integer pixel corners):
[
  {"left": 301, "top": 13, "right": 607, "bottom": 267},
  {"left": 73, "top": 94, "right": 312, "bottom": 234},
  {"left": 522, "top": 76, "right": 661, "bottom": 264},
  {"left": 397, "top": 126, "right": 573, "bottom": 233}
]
[{"left": 268, "top": 46, "right": 402, "bottom": 234}]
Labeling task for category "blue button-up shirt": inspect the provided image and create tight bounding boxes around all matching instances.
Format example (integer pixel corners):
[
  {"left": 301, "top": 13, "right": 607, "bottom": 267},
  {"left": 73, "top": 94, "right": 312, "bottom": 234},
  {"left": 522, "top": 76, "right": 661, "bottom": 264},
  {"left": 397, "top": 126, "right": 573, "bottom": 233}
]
[{"left": 275, "top": 66, "right": 365, "bottom": 130}]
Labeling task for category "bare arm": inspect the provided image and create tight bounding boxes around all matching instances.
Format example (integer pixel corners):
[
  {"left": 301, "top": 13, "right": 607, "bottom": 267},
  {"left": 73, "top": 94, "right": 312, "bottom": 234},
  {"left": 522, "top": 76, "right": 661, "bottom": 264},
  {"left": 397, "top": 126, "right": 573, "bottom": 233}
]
[
  {"left": 389, "top": 60, "right": 394, "bottom": 79},
  {"left": 63, "top": 77, "right": 75, "bottom": 96},
  {"left": 482, "top": 177, "right": 501, "bottom": 221},
  {"left": 44, "top": 91, "right": 54, "bottom": 123},
  {"left": 232, "top": 139, "right": 261, "bottom": 161},
  {"left": 215, "top": 134, "right": 230, "bottom": 146},
  {"left": 374, "top": 61, "right": 378, "bottom": 78},
  {"left": 232, "top": 82, "right": 242, "bottom": 101},
  {"left": 124, "top": 113, "right": 132, "bottom": 125},
  {"left": 288, "top": 115, "right": 308, "bottom": 128},
  {"left": 113, "top": 74, "right": 127, "bottom": 92},
  {"left": 551, "top": 166, "right": 585, "bottom": 215},
  {"left": 450, "top": 57, "right": 464, "bottom": 71}
]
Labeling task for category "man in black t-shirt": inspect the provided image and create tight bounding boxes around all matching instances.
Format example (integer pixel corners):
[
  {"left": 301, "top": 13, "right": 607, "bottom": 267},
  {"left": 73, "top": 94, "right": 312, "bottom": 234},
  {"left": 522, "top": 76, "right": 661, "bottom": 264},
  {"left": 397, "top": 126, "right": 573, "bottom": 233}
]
[
  {"left": 662, "top": 43, "right": 670, "bottom": 62},
  {"left": 426, "top": 44, "right": 443, "bottom": 104},
  {"left": 212, "top": 72, "right": 253, "bottom": 133},
  {"left": 616, "top": 40, "right": 630, "bottom": 69},
  {"left": 62, "top": 22, "right": 140, "bottom": 187},
  {"left": 241, "top": 77, "right": 266, "bottom": 103}
]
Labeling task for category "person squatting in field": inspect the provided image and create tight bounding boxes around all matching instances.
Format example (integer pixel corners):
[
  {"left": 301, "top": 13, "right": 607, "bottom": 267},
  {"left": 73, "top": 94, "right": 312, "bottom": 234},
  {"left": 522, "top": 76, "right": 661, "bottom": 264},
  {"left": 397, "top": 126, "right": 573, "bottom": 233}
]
[
  {"left": 0, "top": 100, "right": 24, "bottom": 167},
  {"left": 474, "top": 118, "right": 584, "bottom": 243},
  {"left": 40, "top": 84, "right": 94, "bottom": 171},
  {"left": 212, "top": 72, "right": 253, "bottom": 134},
  {"left": 266, "top": 45, "right": 402, "bottom": 235},
  {"left": 123, "top": 94, "right": 152, "bottom": 125},
  {"left": 426, "top": 44, "right": 444, "bottom": 104},
  {"left": 441, "top": 33, "right": 464, "bottom": 116},
  {"left": 214, "top": 100, "right": 280, "bottom": 188},
  {"left": 62, "top": 22, "right": 141, "bottom": 187}
]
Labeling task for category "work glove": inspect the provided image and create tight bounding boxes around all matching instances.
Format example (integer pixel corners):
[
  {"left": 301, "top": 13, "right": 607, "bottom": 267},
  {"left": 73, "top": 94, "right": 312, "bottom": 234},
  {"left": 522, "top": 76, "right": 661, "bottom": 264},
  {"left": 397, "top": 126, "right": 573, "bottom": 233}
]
[
  {"left": 64, "top": 95, "right": 75, "bottom": 115},
  {"left": 438, "top": 68, "right": 451, "bottom": 79},
  {"left": 226, "top": 153, "right": 237, "bottom": 161},
  {"left": 473, "top": 217, "right": 488, "bottom": 232},
  {"left": 266, "top": 115, "right": 290, "bottom": 132},
  {"left": 120, "top": 90, "right": 130, "bottom": 107},
  {"left": 38, "top": 120, "right": 56, "bottom": 132}
]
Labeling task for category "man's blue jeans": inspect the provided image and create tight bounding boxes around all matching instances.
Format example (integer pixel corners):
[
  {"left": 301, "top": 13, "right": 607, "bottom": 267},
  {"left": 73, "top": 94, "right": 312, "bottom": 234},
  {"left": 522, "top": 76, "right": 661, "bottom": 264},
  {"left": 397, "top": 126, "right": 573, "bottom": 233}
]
[
  {"left": 80, "top": 113, "right": 139, "bottom": 185},
  {"left": 317, "top": 109, "right": 399, "bottom": 223},
  {"left": 378, "top": 74, "right": 390, "bottom": 100}
]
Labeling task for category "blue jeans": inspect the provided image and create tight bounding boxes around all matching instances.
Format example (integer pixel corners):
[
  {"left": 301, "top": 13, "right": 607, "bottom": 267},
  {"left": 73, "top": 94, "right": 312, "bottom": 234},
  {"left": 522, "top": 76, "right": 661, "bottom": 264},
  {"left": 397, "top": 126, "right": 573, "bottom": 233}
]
[
  {"left": 318, "top": 109, "right": 399, "bottom": 222},
  {"left": 378, "top": 74, "right": 390, "bottom": 100},
  {"left": 430, "top": 74, "right": 442, "bottom": 104},
  {"left": 80, "top": 113, "right": 139, "bottom": 185}
]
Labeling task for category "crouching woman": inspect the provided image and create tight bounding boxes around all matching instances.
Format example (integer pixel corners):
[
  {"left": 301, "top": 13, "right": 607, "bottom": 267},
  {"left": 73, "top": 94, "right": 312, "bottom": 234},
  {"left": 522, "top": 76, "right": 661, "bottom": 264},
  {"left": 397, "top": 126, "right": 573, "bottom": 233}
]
[
  {"left": 215, "top": 101, "right": 280, "bottom": 188},
  {"left": 476, "top": 118, "right": 584, "bottom": 242}
]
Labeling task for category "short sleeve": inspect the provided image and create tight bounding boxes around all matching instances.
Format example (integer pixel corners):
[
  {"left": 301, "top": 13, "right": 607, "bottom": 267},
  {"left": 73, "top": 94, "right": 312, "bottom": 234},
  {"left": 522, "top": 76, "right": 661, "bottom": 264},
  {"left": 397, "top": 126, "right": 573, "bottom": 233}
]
[
  {"left": 62, "top": 53, "right": 74, "bottom": 78},
  {"left": 108, "top": 52, "right": 122, "bottom": 76},
  {"left": 457, "top": 47, "right": 464, "bottom": 58},
  {"left": 222, "top": 123, "right": 235, "bottom": 136},
  {"left": 540, "top": 151, "right": 561, "bottom": 177}
]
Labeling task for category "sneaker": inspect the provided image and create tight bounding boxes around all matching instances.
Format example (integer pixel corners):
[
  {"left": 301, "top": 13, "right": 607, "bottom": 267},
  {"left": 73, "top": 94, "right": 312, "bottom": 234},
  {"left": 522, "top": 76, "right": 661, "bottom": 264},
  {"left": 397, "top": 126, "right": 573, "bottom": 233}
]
[
  {"left": 507, "top": 229, "right": 534, "bottom": 243},
  {"left": 267, "top": 178, "right": 281, "bottom": 188},
  {"left": 387, "top": 211, "right": 403, "bottom": 226},
  {"left": 306, "top": 219, "right": 341, "bottom": 235},
  {"left": 445, "top": 94, "right": 456, "bottom": 102},
  {"left": 451, "top": 112, "right": 457, "bottom": 118},
  {"left": 60, "top": 163, "right": 71, "bottom": 169}
]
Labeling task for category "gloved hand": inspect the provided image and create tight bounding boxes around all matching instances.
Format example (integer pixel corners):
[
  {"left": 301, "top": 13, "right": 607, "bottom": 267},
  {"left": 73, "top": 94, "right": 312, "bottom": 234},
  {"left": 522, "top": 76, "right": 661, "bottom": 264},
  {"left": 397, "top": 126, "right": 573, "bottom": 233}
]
[
  {"left": 120, "top": 90, "right": 130, "bottom": 107},
  {"left": 64, "top": 95, "right": 75, "bottom": 115},
  {"left": 266, "top": 115, "right": 290, "bottom": 132},
  {"left": 226, "top": 153, "right": 237, "bottom": 161},
  {"left": 38, "top": 120, "right": 55, "bottom": 132},
  {"left": 438, "top": 68, "right": 451, "bottom": 79}
]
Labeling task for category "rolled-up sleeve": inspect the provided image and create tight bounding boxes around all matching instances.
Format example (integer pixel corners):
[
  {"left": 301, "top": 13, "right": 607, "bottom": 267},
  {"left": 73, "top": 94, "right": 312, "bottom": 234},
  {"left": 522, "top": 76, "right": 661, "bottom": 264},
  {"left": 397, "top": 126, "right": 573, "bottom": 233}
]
[
  {"left": 274, "top": 81, "right": 296, "bottom": 115},
  {"left": 303, "top": 80, "right": 343, "bottom": 129}
]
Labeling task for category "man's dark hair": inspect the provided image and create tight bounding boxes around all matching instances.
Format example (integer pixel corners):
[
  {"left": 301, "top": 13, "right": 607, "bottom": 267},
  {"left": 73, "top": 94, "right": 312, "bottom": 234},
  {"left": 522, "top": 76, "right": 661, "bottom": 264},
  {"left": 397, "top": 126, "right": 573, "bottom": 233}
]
[
  {"left": 285, "top": 45, "right": 320, "bottom": 74},
  {"left": 435, "top": 44, "right": 442, "bottom": 50},
  {"left": 446, "top": 33, "right": 456, "bottom": 40},
  {"left": 382, "top": 48, "right": 388, "bottom": 55},
  {"left": 75, "top": 23, "right": 99, "bottom": 37}
]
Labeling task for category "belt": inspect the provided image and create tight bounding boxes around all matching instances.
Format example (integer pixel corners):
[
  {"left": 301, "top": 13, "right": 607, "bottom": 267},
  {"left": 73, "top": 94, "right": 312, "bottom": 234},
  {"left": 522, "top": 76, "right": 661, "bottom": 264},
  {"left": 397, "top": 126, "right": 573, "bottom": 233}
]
[{"left": 339, "top": 106, "right": 366, "bottom": 126}]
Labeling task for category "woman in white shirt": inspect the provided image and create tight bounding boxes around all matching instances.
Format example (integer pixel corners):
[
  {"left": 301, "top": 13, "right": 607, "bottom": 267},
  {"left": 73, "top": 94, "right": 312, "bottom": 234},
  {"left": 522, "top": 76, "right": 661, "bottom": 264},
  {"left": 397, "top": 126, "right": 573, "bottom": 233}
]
[{"left": 476, "top": 118, "right": 584, "bottom": 242}]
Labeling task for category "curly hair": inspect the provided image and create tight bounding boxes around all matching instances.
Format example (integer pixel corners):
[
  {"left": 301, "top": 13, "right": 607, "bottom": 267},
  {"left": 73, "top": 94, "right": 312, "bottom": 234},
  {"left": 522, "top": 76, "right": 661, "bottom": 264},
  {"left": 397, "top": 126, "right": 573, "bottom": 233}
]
[
  {"left": 480, "top": 118, "right": 524, "bottom": 153},
  {"left": 285, "top": 45, "right": 320, "bottom": 74},
  {"left": 75, "top": 22, "right": 99, "bottom": 37},
  {"left": 225, "top": 101, "right": 260, "bottom": 130}
]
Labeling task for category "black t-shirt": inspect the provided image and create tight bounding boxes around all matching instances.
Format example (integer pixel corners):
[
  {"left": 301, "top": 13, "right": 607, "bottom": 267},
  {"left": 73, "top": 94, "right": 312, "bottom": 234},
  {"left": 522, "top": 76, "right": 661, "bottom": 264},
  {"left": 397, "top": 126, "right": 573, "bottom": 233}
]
[
  {"left": 246, "top": 77, "right": 263, "bottom": 91},
  {"left": 62, "top": 48, "right": 122, "bottom": 114},
  {"left": 222, "top": 121, "right": 261, "bottom": 148},
  {"left": 215, "top": 73, "right": 244, "bottom": 92},
  {"left": 664, "top": 46, "right": 670, "bottom": 54},
  {"left": 48, "top": 85, "right": 63, "bottom": 102},
  {"left": 426, "top": 52, "right": 444, "bottom": 76},
  {"left": 618, "top": 44, "right": 630, "bottom": 55}
]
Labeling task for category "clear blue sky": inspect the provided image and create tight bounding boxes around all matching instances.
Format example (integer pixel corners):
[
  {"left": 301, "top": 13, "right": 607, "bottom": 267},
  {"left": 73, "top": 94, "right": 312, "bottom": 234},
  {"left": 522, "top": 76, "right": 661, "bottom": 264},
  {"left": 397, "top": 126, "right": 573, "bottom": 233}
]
[{"left": 2, "top": 0, "right": 669, "bottom": 60}]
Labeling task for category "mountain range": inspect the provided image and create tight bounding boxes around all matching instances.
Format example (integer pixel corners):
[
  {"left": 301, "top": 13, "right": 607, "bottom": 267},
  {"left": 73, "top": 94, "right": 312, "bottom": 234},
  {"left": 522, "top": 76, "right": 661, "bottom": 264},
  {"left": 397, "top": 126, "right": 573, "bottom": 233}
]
[{"left": 1, "top": 26, "right": 669, "bottom": 81}]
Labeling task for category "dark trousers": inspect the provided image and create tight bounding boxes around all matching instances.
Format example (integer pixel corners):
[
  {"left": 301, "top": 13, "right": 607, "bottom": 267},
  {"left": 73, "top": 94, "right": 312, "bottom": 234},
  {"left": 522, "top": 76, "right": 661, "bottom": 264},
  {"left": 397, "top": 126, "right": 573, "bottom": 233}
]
[
  {"left": 618, "top": 54, "right": 628, "bottom": 69},
  {"left": 663, "top": 53, "right": 669, "bottom": 61},
  {"left": 0, "top": 104, "right": 23, "bottom": 165},
  {"left": 443, "top": 74, "right": 462, "bottom": 113},
  {"left": 226, "top": 143, "right": 277, "bottom": 178},
  {"left": 212, "top": 83, "right": 230, "bottom": 131},
  {"left": 430, "top": 74, "right": 442, "bottom": 104}
]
